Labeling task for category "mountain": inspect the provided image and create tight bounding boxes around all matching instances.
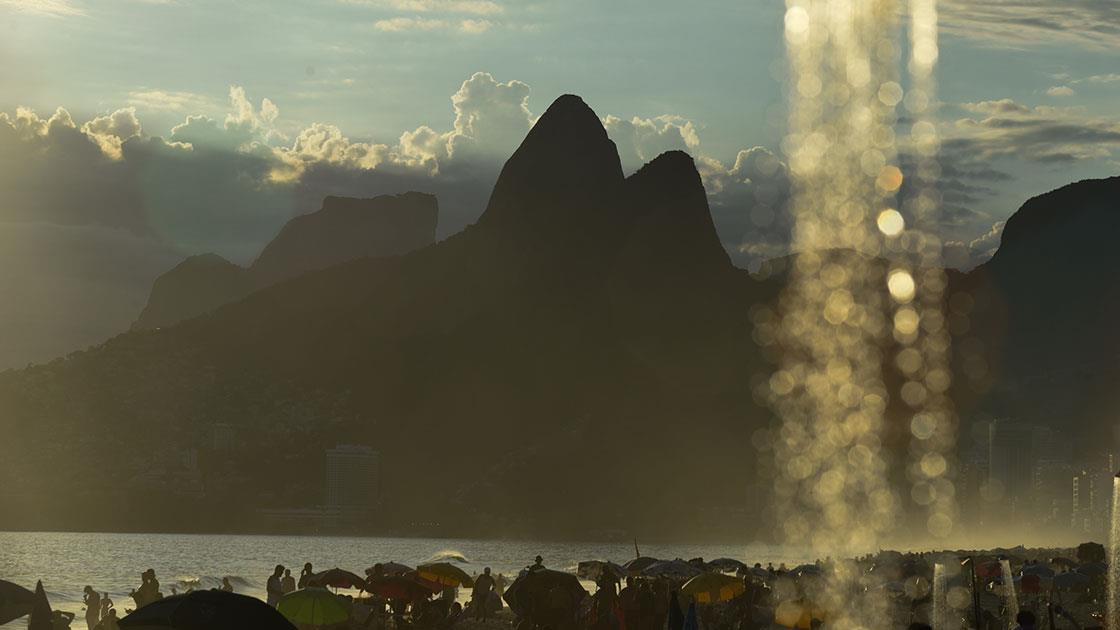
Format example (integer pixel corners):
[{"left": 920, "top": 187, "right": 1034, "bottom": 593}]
[
  {"left": 0, "top": 95, "right": 766, "bottom": 539},
  {"left": 948, "top": 176, "right": 1120, "bottom": 445},
  {"left": 132, "top": 192, "right": 438, "bottom": 329}
]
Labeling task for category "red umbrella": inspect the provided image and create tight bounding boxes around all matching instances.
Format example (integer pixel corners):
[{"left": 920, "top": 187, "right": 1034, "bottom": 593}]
[
  {"left": 308, "top": 569, "right": 367, "bottom": 591},
  {"left": 975, "top": 561, "right": 1002, "bottom": 579}
]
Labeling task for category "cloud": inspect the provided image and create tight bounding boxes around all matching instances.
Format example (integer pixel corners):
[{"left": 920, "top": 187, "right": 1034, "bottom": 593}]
[
  {"left": 373, "top": 16, "right": 447, "bottom": 31},
  {"left": 0, "top": 0, "right": 84, "bottom": 16},
  {"left": 1046, "top": 86, "right": 1075, "bottom": 97},
  {"left": 81, "top": 108, "right": 142, "bottom": 160},
  {"left": 696, "top": 147, "right": 793, "bottom": 270},
  {"left": 604, "top": 115, "right": 700, "bottom": 173},
  {"left": 939, "top": 0, "right": 1120, "bottom": 49},
  {"left": 127, "top": 89, "right": 213, "bottom": 113},
  {"left": 345, "top": 0, "right": 502, "bottom": 14},
  {"left": 459, "top": 18, "right": 492, "bottom": 33},
  {"left": 946, "top": 98, "right": 1120, "bottom": 163}
]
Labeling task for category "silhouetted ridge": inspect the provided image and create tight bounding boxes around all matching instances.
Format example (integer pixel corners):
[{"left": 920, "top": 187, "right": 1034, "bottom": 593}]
[
  {"left": 479, "top": 94, "right": 623, "bottom": 232},
  {"left": 133, "top": 193, "right": 438, "bottom": 329},
  {"left": 132, "top": 254, "right": 250, "bottom": 330},
  {"left": 251, "top": 192, "right": 438, "bottom": 287},
  {"left": 619, "top": 150, "right": 732, "bottom": 273}
]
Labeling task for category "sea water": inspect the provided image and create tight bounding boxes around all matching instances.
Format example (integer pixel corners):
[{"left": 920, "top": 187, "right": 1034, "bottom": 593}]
[{"left": 0, "top": 531, "right": 806, "bottom": 628}]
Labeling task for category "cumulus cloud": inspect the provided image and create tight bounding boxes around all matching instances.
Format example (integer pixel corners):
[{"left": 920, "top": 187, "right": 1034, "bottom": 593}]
[
  {"left": 939, "top": 0, "right": 1120, "bottom": 49},
  {"left": 604, "top": 115, "right": 700, "bottom": 173},
  {"left": 696, "top": 147, "right": 793, "bottom": 270},
  {"left": 81, "top": 108, "right": 142, "bottom": 160},
  {"left": 1046, "top": 86, "right": 1075, "bottom": 97}
]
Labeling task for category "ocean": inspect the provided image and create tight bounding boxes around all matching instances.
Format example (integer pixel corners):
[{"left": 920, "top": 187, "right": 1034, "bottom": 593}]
[{"left": 0, "top": 531, "right": 807, "bottom": 628}]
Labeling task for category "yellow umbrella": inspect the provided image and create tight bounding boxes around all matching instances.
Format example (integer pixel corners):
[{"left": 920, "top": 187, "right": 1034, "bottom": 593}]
[
  {"left": 277, "top": 588, "right": 351, "bottom": 626},
  {"left": 680, "top": 573, "right": 745, "bottom": 604},
  {"left": 416, "top": 563, "right": 475, "bottom": 588}
]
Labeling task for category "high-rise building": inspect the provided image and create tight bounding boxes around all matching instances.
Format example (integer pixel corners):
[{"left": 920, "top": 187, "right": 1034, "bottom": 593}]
[
  {"left": 988, "top": 419, "right": 1034, "bottom": 516},
  {"left": 1072, "top": 469, "right": 1096, "bottom": 534},
  {"left": 324, "top": 444, "right": 380, "bottom": 515}
]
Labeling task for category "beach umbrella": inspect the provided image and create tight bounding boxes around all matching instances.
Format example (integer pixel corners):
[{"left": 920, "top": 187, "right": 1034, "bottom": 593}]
[
  {"left": 975, "top": 561, "right": 1002, "bottom": 579},
  {"left": 369, "top": 562, "right": 414, "bottom": 577},
  {"left": 791, "top": 565, "right": 823, "bottom": 579},
  {"left": 120, "top": 590, "right": 295, "bottom": 630},
  {"left": 365, "top": 576, "right": 440, "bottom": 601},
  {"left": 1050, "top": 557, "right": 1077, "bottom": 569},
  {"left": 417, "top": 563, "right": 474, "bottom": 588},
  {"left": 708, "top": 558, "right": 748, "bottom": 574},
  {"left": 503, "top": 569, "right": 587, "bottom": 616},
  {"left": 623, "top": 557, "right": 660, "bottom": 575},
  {"left": 1053, "top": 571, "right": 1090, "bottom": 590},
  {"left": 577, "top": 561, "right": 627, "bottom": 581},
  {"left": 308, "top": 568, "right": 366, "bottom": 591},
  {"left": 1021, "top": 564, "right": 1054, "bottom": 578},
  {"left": 680, "top": 573, "right": 745, "bottom": 604},
  {"left": 774, "top": 600, "right": 827, "bottom": 629},
  {"left": 276, "top": 588, "right": 350, "bottom": 627},
  {"left": 1076, "top": 562, "right": 1107, "bottom": 577},
  {"left": 0, "top": 579, "right": 36, "bottom": 625},
  {"left": 28, "top": 581, "right": 52, "bottom": 630},
  {"left": 642, "top": 560, "right": 703, "bottom": 579},
  {"left": 745, "top": 567, "right": 770, "bottom": 581}
]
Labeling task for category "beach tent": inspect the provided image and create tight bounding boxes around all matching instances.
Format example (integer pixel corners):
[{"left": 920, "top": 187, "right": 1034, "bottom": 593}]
[{"left": 119, "top": 589, "right": 295, "bottom": 630}]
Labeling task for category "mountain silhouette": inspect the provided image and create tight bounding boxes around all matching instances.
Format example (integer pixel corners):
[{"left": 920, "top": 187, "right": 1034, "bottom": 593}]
[
  {"left": 132, "top": 192, "right": 438, "bottom": 329},
  {"left": 0, "top": 95, "right": 763, "bottom": 539},
  {"left": 949, "top": 176, "right": 1120, "bottom": 445},
  {"left": 0, "top": 93, "right": 1114, "bottom": 540}
]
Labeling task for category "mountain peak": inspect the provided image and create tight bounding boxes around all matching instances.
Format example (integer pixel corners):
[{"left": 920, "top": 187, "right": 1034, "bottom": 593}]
[{"left": 478, "top": 94, "right": 623, "bottom": 230}]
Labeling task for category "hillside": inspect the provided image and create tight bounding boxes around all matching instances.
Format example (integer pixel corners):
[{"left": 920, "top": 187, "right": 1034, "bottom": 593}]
[
  {"left": 132, "top": 192, "right": 438, "bottom": 330},
  {"left": 0, "top": 95, "right": 768, "bottom": 539}
]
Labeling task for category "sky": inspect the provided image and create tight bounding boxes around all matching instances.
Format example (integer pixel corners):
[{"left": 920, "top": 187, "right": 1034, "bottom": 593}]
[{"left": 0, "top": 0, "right": 1118, "bottom": 367}]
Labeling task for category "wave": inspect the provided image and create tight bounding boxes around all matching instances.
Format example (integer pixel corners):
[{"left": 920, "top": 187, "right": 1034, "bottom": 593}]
[
  {"left": 425, "top": 550, "right": 469, "bottom": 564},
  {"left": 171, "top": 575, "right": 255, "bottom": 592}
]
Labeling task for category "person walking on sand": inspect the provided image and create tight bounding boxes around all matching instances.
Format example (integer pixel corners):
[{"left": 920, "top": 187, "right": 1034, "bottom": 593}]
[
  {"left": 82, "top": 587, "right": 101, "bottom": 630},
  {"left": 472, "top": 567, "right": 496, "bottom": 622},
  {"left": 281, "top": 569, "right": 296, "bottom": 594},
  {"left": 221, "top": 577, "right": 234, "bottom": 592},
  {"left": 267, "top": 565, "right": 285, "bottom": 607}
]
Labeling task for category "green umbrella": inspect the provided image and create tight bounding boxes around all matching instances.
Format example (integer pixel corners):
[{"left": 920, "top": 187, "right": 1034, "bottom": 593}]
[{"left": 276, "top": 588, "right": 350, "bottom": 627}]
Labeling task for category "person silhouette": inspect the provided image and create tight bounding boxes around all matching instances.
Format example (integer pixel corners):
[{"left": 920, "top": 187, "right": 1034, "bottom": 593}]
[
  {"left": 267, "top": 565, "right": 285, "bottom": 607},
  {"left": 221, "top": 577, "right": 234, "bottom": 592},
  {"left": 471, "top": 567, "right": 495, "bottom": 621},
  {"left": 298, "top": 563, "right": 314, "bottom": 589},
  {"left": 82, "top": 586, "right": 101, "bottom": 630},
  {"left": 281, "top": 569, "right": 296, "bottom": 594}
]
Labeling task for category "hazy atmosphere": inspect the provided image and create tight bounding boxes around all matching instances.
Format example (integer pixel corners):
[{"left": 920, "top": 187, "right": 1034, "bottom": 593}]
[{"left": 2, "top": 1, "right": 1120, "bottom": 629}]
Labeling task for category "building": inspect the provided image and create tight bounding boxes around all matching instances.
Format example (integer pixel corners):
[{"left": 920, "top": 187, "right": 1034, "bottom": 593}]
[
  {"left": 988, "top": 419, "right": 1035, "bottom": 517},
  {"left": 1072, "top": 469, "right": 1096, "bottom": 534},
  {"left": 325, "top": 444, "right": 380, "bottom": 516}
]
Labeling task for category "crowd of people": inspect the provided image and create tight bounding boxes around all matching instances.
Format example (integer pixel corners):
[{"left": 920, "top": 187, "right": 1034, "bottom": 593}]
[{"left": 24, "top": 544, "right": 1113, "bottom": 630}]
